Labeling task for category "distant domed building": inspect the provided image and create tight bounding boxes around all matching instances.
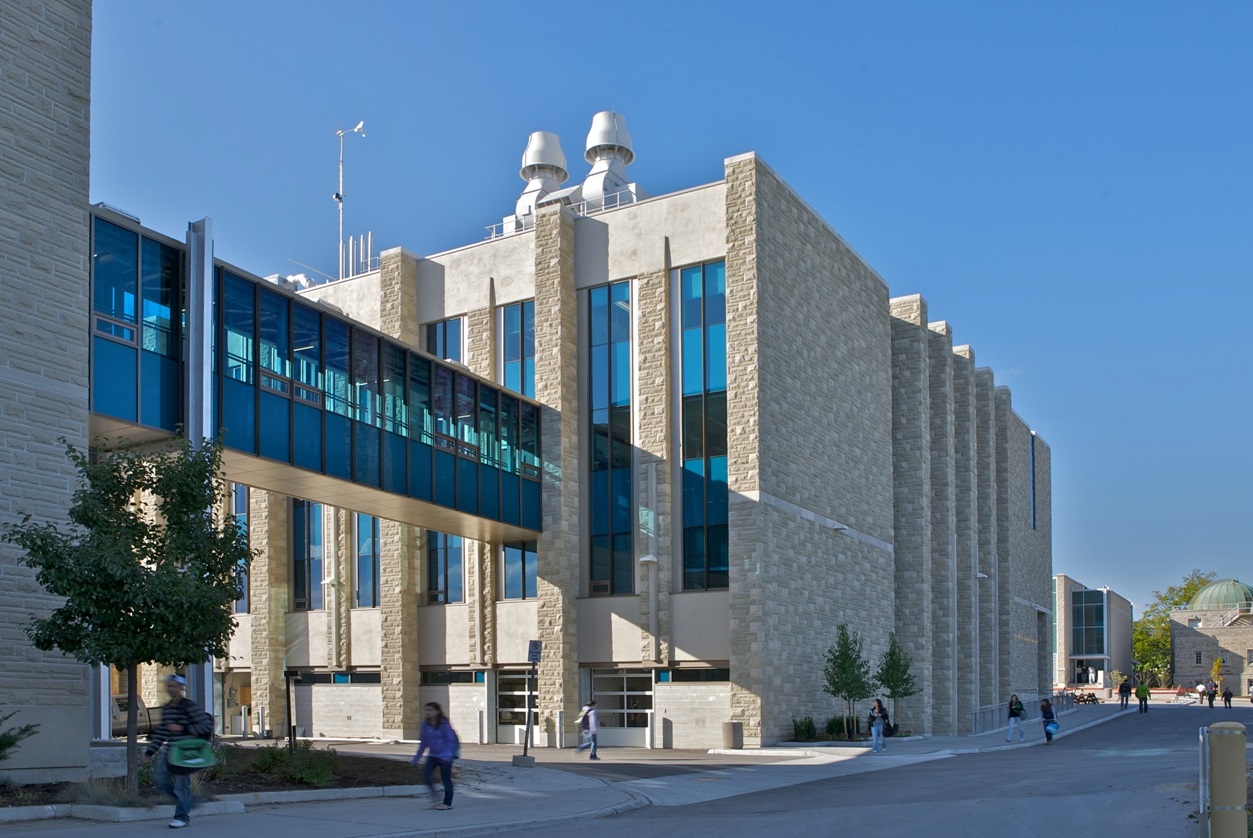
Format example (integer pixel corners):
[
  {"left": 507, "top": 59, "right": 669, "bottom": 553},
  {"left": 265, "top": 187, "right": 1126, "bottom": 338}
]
[{"left": 1171, "top": 578, "right": 1253, "bottom": 695}]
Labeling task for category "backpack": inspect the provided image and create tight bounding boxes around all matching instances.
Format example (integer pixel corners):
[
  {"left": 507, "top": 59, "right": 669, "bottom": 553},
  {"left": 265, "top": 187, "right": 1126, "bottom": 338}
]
[{"left": 579, "top": 710, "right": 590, "bottom": 731}]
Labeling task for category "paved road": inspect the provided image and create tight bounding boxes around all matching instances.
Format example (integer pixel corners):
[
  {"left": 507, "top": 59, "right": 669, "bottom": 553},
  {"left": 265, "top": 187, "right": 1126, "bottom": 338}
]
[{"left": 500, "top": 705, "right": 1242, "bottom": 837}]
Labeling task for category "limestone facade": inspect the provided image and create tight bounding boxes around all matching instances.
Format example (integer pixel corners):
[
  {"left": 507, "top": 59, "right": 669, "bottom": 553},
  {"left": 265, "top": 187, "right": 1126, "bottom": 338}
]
[{"left": 0, "top": 1, "right": 1055, "bottom": 776}]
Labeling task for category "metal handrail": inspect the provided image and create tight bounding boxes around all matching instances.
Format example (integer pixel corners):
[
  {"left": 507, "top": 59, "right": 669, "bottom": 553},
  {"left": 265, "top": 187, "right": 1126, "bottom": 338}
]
[
  {"left": 484, "top": 189, "right": 637, "bottom": 240},
  {"left": 969, "top": 691, "right": 1075, "bottom": 736}
]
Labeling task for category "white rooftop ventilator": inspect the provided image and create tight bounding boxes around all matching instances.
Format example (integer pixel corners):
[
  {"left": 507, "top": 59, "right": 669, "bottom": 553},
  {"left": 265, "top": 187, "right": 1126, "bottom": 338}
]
[
  {"left": 581, "top": 111, "right": 635, "bottom": 209},
  {"left": 515, "top": 131, "right": 569, "bottom": 220}
]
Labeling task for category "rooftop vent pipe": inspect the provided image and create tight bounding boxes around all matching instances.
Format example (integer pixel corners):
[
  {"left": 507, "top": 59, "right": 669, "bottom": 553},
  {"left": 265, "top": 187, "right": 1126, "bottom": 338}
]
[
  {"left": 581, "top": 111, "right": 634, "bottom": 207},
  {"left": 515, "top": 131, "right": 569, "bottom": 219}
]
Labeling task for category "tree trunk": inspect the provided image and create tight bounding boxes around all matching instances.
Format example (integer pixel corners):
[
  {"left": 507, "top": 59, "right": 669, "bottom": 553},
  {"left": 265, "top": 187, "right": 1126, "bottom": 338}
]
[{"left": 126, "top": 663, "right": 140, "bottom": 797}]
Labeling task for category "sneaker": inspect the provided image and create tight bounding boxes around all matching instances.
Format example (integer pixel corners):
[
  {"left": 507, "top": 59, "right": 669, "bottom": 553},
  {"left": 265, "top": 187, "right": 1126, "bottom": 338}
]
[
  {"left": 434, "top": 803, "right": 452, "bottom": 810},
  {"left": 589, "top": 755, "right": 600, "bottom": 760},
  {"left": 168, "top": 819, "right": 188, "bottom": 829}
]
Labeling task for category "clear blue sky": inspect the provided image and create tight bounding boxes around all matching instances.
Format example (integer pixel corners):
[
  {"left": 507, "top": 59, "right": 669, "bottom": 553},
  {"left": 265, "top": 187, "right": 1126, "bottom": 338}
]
[{"left": 90, "top": 1, "right": 1252, "bottom": 616}]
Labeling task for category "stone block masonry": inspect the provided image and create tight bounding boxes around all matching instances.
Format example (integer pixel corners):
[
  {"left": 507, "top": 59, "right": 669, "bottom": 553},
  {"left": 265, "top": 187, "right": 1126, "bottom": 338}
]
[{"left": 0, "top": 0, "right": 94, "bottom": 782}]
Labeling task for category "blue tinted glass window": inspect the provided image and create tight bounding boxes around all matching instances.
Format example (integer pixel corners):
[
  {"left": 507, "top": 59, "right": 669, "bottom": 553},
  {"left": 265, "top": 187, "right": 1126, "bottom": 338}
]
[
  {"left": 292, "top": 499, "right": 323, "bottom": 610},
  {"left": 501, "top": 541, "right": 538, "bottom": 600},
  {"left": 479, "top": 387, "right": 498, "bottom": 467},
  {"left": 355, "top": 513, "right": 379, "bottom": 608},
  {"left": 382, "top": 343, "right": 407, "bottom": 435},
  {"left": 352, "top": 329, "right": 379, "bottom": 426},
  {"left": 222, "top": 274, "right": 255, "bottom": 384},
  {"left": 407, "top": 354, "right": 432, "bottom": 444},
  {"left": 426, "top": 317, "right": 463, "bottom": 364},
  {"left": 433, "top": 365, "right": 454, "bottom": 441},
  {"left": 680, "top": 261, "right": 728, "bottom": 590},
  {"left": 93, "top": 218, "right": 137, "bottom": 327},
  {"left": 587, "top": 280, "right": 632, "bottom": 595},
  {"left": 293, "top": 305, "right": 321, "bottom": 403},
  {"left": 232, "top": 483, "right": 249, "bottom": 614},
  {"left": 427, "top": 532, "right": 464, "bottom": 603},
  {"left": 500, "top": 301, "right": 536, "bottom": 397},
  {"left": 324, "top": 318, "right": 350, "bottom": 416},
  {"left": 258, "top": 289, "right": 289, "bottom": 392},
  {"left": 141, "top": 237, "right": 179, "bottom": 357}
]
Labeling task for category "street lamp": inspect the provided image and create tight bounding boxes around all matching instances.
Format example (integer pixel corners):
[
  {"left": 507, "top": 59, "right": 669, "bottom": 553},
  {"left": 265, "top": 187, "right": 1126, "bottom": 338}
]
[{"left": 335, "top": 121, "right": 365, "bottom": 280}]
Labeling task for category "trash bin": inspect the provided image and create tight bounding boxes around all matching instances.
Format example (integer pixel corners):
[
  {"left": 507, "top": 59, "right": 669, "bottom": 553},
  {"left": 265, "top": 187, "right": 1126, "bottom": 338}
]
[{"left": 722, "top": 721, "right": 743, "bottom": 749}]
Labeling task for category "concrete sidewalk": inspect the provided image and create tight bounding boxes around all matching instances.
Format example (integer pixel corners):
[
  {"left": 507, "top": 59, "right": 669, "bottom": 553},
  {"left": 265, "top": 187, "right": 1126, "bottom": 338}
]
[{"left": 0, "top": 700, "right": 1139, "bottom": 836}]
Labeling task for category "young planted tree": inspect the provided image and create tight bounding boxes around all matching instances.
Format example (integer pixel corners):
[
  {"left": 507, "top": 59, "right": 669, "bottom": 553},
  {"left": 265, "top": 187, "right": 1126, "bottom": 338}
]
[
  {"left": 875, "top": 632, "right": 919, "bottom": 730},
  {"left": 823, "top": 624, "right": 876, "bottom": 740},
  {"left": 1211, "top": 657, "right": 1224, "bottom": 690},
  {"left": 1, "top": 436, "right": 251, "bottom": 796}
]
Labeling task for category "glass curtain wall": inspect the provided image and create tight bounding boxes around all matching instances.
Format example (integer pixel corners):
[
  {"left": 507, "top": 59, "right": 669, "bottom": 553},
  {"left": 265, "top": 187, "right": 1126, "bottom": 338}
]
[
  {"left": 588, "top": 281, "right": 633, "bottom": 595},
  {"left": 292, "top": 499, "right": 324, "bottom": 610},
  {"left": 427, "top": 532, "right": 464, "bottom": 603},
  {"left": 355, "top": 513, "right": 380, "bottom": 608},
  {"left": 679, "top": 261, "right": 728, "bottom": 590},
  {"left": 501, "top": 300, "right": 536, "bottom": 397}
]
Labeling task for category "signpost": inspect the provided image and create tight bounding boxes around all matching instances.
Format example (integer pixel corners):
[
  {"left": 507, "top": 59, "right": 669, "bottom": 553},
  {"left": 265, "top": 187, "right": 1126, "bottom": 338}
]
[{"left": 523, "top": 640, "right": 541, "bottom": 758}]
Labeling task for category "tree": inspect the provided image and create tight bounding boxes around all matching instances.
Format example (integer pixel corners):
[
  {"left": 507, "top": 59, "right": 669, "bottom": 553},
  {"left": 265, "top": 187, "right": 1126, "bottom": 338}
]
[
  {"left": 2, "top": 436, "right": 251, "bottom": 795},
  {"left": 1211, "top": 657, "right": 1224, "bottom": 689},
  {"left": 1132, "top": 569, "right": 1216, "bottom": 687},
  {"left": 823, "top": 624, "right": 876, "bottom": 740},
  {"left": 875, "top": 632, "right": 919, "bottom": 729}
]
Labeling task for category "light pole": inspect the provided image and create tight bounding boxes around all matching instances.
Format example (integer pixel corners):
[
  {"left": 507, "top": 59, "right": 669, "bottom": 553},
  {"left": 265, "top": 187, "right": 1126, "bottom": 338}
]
[{"left": 335, "top": 121, "right": 365, "bottom": 280}]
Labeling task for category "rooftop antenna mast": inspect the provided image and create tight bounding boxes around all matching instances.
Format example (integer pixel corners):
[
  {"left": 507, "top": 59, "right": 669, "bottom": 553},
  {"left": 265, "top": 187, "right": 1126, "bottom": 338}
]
[{"left": 334, "top": 120, "right": 365, "bottom": 280}]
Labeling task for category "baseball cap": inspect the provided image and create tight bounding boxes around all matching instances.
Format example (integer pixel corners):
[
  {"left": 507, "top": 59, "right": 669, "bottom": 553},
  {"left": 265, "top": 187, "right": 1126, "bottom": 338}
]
[{"left": 167, "top": 674, "right": 186, "bottom": 686}]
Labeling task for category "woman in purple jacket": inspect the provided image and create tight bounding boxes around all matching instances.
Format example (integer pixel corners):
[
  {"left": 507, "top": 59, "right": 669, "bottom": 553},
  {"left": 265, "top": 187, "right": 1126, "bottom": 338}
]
[{"left": 411, "top": 702, "right": 460, "bottom": 810}]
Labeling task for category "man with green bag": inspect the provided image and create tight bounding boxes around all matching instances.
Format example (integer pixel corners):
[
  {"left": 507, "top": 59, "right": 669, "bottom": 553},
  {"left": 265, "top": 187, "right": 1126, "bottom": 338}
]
[{"left": 144, "top": 674, "right": 214, "bottom": 829}]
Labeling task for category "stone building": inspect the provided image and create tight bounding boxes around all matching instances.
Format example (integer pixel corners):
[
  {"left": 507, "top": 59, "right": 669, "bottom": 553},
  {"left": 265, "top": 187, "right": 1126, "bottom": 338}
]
[
  {"left": 1052, "top": 574, "right": 1133, "bottom": 690},
  {"left": 1, "top": 0, "right": 1053, "bottom": 781},
  {"left": 1171, "top": 578, "right": 1253, "bottom": 696}
]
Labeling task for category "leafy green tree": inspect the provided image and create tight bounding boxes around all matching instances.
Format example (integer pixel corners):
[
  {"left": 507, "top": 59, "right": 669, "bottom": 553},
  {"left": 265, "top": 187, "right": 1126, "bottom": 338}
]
[
  {"left": 1211, "top": 657, "right": 1224, "bottom": 689},
  {"left": 823, "top": 624, "right": 876, "bottom": 740},
  {"left": 875, "top": 632, "right": 919, "bottom": 728},
  {"left": 2, "top": 436, "right": 251, "bottom": 795},
  {"left": 1132, "top": 569, "right": 1216, "bottom": 687}
]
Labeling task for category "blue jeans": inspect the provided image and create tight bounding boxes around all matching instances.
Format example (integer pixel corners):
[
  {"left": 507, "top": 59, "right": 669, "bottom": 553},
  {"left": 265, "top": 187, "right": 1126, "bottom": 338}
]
[
  {"left": 153, "top": 751, "right": 193, "bottom": 820},
  {"left": 576, "top": 731, "right": 598, "bottom": 757},
  {"left": 871, "top": 720, "right": 885, "bottom": 752},
  {"left": 423, "top": 757, "right": 454, "bottom": 806},
  {"left": 1006, "top": 716, "right": 1024, "bottom": 741}
]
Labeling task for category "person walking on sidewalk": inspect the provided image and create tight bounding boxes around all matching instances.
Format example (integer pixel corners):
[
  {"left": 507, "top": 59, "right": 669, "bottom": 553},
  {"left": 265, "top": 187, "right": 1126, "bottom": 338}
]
[
  {"left": 1223, "top": 687, "right": 1233, "bottom": 708},
  {"left": 868, "top": 698, "right": 890, "bottom": 753},
  {"left": 1006, "top": 694, "right": 1026, "bottom": 742},
  {"left": 1118, "top": 679, "right": 1131, "bottom": 709},
  {"left": 144, "top": 674, "right": 214, "bottom": 830},
  {"left": 1040, "top": 699, "right": 1057, "bottom": 744},
  {"left": 1135, "top": 682, "right": 1150, "bottom": 713},
  {"left": 575, "top": 700, "right": 600, "bottom": 760},
  {"left": 411, "top": 702, "right": 460, "bottom": 810}
]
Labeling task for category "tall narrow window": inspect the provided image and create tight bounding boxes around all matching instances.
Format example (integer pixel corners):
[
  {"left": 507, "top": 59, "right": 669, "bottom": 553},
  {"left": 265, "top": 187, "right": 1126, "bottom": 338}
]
[
  {"left": 501, "top": 300, "right": 536, "bottom": 397},
  {"left": 1029, "top": 432, "right": 1037, "bottom": 530},
  {"left": 589, "top": 281, "right": 633, "bottom": 595},
  {"left": 427, "top": 532, "right": 464, "bottom": 603},
  {"left": 680, "top": 261, "right": 728, "bottom": 590},
  {"left": 502, "top": 541, "right": 538, "bottom": 600},
  {"left": 231, "top": 484, "right": 250, "bottom": 614},
  {"left": 355, "top": 513, "right": 380, "bottom": 608},
  {"left": 292, "top": 499, "right": 323, "bottom": 610},
  {"left": 426, "top": 317, "right": 463, "bottom": 364}
]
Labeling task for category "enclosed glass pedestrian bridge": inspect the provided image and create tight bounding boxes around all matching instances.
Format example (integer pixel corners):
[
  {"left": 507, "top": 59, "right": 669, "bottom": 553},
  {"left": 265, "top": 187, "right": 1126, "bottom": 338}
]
[{"left": 88, "top": 208, "right": 541, "bottom": 541}]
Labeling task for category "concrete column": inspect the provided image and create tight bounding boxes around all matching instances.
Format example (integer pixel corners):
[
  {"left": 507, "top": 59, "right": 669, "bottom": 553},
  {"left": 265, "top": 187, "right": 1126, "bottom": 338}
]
[
  {"left": 927, "top": 322, "right": 957, "bottom": 735},
  {"left": 1207, "top": 722, "right": 1247, "bottom": 837},
  {"left": 952, "top": 346, "right": 979, "bottom": 732},
  {"left": 974, "top": 368, "right": 999, "bottom": 707}
]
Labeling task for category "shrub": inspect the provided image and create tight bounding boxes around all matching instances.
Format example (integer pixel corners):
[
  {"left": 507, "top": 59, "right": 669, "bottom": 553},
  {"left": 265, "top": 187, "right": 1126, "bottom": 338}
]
[
  {"left": 0, "top": 711, "right": 39, "bottom": 763},
  {"left": 792, "top": 716, "right": 817, "bottom": 741},
  {"left": 826, "top": 715, "right": 844, "bottom": 736},
  {"left": 247, "top": 740, "right": 341, "bottom": 788}
]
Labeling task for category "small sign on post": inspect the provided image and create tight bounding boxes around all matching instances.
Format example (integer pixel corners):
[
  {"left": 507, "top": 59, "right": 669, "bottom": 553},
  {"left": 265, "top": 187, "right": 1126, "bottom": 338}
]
[{"left": 522, "top": 640, "right": 541, "bottom": 759}]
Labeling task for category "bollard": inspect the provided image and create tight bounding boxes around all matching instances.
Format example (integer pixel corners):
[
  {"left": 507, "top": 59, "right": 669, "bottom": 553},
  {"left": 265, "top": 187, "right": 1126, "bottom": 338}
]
[{"left": 1207, "top": 722, "right": 1246, "bottom": 837}]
